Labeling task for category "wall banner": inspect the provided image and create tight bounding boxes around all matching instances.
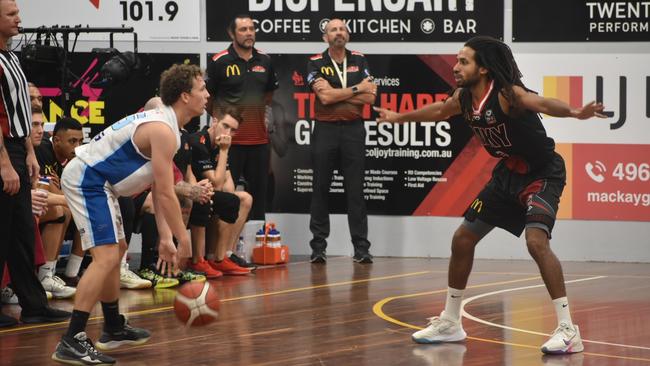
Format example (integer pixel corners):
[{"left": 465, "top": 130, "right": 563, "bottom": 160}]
[
  {"left": 513, "top": 0, "right": 650, "bottom": 42},
  {"left": 206, "top": 0, "right": 503, "bottom": 42},
  {"left": 23, "top": 52, "right": 200, "bottom": 141},
  {"left": 19, "top": 0, "right": 200, "bottom": 42}
]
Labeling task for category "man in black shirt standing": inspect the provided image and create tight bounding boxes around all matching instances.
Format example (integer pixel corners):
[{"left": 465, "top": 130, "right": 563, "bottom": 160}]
[
  {"left": 0, "top": 0, "right": 69, "bottom": 327},
  {"left": 306, "top": 18, "right": 377, "bottom": 264},
  {"left": 375, "top": 36, "right": 605, "bottom": 354},
  {"left": 206, "top": 15, "right": 279, "bottom": 221}
]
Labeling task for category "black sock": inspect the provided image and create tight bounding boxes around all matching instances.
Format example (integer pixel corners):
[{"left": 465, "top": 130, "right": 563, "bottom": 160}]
[
  {"left": 66, "top": 310, "right": 90, "bottom": 338},
  {"left": 101, "top": 300, "right": 122, "bottom": 332},
  {"left": 140, "top": 213, "right": 159, "bottom": 270}
]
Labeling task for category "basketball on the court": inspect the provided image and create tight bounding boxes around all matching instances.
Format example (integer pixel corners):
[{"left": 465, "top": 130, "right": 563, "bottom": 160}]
[{"left": 173, "top": 282, "right": 221, "bottom": 326}]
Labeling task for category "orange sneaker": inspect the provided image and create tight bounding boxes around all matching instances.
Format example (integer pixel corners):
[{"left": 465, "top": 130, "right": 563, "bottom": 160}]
[
  {"left": 209, "top": 257, "right": 250, "bottom": 276},
  {"left": 188, "top": 259, "right": 223, "bottom": 279}
]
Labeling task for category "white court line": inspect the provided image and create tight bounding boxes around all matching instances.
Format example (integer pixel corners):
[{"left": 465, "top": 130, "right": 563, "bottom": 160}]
[{"left": 461, "top": 275, "right": 650, "bottom": 351}]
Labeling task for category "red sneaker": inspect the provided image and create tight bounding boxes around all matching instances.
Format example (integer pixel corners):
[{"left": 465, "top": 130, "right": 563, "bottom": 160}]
[
  {"left": 209, "top": 257, "right": 250, "bottom": 276},
  {"left": 188, "top": 259, "right": 223, "bottom": 279}
]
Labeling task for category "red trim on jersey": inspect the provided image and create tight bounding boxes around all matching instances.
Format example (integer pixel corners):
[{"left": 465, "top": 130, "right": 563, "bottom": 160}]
[
  {"left": 310, "top": 54, "right": 323, "bottom": 60},
  {"left": 211, "top": 50, "right": 229, "bottom": 62},
  {"left": 472, "top": 80, "right": 494, "bottom": 115},
  {"left": 351, "top": 50, "right": 364, "bottom": 56}
]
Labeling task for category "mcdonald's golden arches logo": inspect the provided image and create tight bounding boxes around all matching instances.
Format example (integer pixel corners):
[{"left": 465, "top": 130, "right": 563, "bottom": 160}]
[
  {"left": 320, "top": 66, "right": 334, "bottom": 76},
  {"left": 226, "top": 64, "right": 241, "bottom": 77},
  {"left": 470, "top": 199, "right": 483, "bottom": 213}
]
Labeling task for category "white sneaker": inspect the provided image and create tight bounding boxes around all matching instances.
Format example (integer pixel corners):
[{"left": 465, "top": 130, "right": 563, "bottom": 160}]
[
  {"left": 1, "top": 287, "right": 18, "bottom": 304},
  {"left": 120, "top": 264, "right": 152, "bottom": 289},
  {"left": 541, "top": 322, "right": 584, "bottom": 354},
  {"left": 412, "top": 313, "right": 467, "bottom": 344},
  {"left": 41, "top": 275, "right": 76, "bottom": 299}
]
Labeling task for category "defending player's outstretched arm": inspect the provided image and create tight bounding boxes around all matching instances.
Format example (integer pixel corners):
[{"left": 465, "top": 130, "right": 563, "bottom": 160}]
[
  {"left": 513, "top": 85, "right": 606, "bottom": 119},
  {"left": 374, "top": 89, "right": 462, "bottom": 123}
]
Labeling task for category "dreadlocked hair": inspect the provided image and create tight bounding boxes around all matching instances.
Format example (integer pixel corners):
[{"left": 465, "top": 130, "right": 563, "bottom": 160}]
[{"left": 459, "top": 36, "right": 529, "bottom": 120}]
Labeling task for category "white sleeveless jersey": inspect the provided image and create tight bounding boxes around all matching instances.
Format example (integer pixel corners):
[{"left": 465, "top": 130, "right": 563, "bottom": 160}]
[{"left": 74, "top": 105, "right": 180, "bottom": 196}]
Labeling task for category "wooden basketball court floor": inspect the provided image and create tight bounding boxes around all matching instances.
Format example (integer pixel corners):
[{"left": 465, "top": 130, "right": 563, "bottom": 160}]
[{"left": 1, "top": 256, "right": 649, "bottom": 365}]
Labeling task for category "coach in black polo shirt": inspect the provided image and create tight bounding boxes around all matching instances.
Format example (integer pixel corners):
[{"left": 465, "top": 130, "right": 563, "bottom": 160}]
[
  {"left": 206, "top": 14, "right": 279, "bottom": 221},
  {"left": 0, "top": 0, "right": 69, "bottom": 327},
  {"left": 306, "top": 18, "right": 377, "bottom": 264}
]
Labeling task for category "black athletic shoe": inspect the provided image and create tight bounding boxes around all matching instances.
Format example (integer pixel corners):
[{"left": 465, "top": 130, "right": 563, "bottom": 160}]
[
  {"left": 353, "top": 252, "right": 373, "bottom": 264},
  {"left": 52, "top": 332, "right": 116, "bottom": 365},
  {"left": 310, "top": 250, "right": 327, "bottom": 263},
  {"left": 21, "top": 306, "right": 71, "bottom": 323},
  {"left": 229, "top": 253, "right": 257, "bottom": 271},
  {"left": 95, "top": 315, "right": 151, "bottom": 351}
]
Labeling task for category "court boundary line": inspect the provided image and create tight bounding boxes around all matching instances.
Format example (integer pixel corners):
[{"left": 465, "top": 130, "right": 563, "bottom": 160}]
[
  {"left": 461, "top": 275, "right": 650, "bottom": 352},
  {"left": 373, "top": 275, "right": 650, "bottom": 362}
]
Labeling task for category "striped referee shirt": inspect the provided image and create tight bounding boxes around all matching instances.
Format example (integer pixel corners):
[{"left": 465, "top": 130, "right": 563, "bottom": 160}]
[{"left": 0, "top": 49, "right": 31, "bottom": 138}]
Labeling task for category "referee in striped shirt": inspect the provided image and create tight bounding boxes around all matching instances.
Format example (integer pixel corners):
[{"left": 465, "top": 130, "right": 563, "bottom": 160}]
[{"left": 0, "top": 0, "right": 70, "bottom": 327}]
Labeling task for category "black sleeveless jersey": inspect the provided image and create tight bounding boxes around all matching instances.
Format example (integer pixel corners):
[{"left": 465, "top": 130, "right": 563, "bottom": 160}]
[{"left": 467, "top": 82, "right": 556, "bottom": 172}]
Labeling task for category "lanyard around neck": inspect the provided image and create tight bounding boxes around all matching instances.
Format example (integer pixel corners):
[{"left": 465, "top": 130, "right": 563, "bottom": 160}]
[{"left": 330, "top": 55, "right": 347, "bottom": 88}]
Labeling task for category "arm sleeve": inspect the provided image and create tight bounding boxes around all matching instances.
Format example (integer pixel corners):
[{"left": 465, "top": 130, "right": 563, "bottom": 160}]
[
  {"left": 266, "top": 57, "right": 280, "bottom": 92},
  {"left": 306, "top": 59, "right": 322, "bottom": 88},
  {"left": 361, "top": 56, "right": 372, "bottom": 79}
]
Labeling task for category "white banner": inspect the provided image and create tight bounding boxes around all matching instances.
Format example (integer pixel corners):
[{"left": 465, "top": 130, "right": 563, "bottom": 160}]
[
  {"left": 518, "top": 54, "right": 650, "bottom": 145},
  {"left": 19, "top": 0, "right": 200, "bottom": 42}
]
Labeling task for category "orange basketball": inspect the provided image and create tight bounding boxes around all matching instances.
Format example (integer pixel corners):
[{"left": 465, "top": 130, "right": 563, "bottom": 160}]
[{"left": 173, "top": 282, "right": 220, "bottom": 326}]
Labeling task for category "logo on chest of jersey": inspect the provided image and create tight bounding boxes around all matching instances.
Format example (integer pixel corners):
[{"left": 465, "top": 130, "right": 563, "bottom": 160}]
[
  {"left": 251, "top": 65, "right": 267, "bottom": 73},
  {"left": 199, "top": 135, "right": 206, "bottom": 145},
  {"left": 346, "top": 65, "right": 359, "bottom": 73},
  {"left": 226, "top": 64, "right": 241, "bottom": 77},
  {"left": 472, "top": 124, "right": 512, "bottom": 149},
  {"left": 485, "top": 109, "right": 497, "bottom": 125},
  {"left": 320, "top": 66, "right": 334, "bottom": 76}
]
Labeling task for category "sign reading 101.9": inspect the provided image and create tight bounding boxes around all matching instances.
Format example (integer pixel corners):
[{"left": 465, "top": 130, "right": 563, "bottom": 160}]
[{"left": 20, "top": 0, "right": 200, "bottom": 42}]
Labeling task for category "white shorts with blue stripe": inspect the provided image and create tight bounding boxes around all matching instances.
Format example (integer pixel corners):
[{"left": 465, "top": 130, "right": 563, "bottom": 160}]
[{"left": 61, "top": 158, "right": 125, "bottom": 251}]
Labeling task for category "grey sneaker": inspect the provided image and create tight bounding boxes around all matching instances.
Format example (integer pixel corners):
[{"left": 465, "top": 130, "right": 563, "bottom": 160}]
[{"left": 95, "top": 315, "right": 151, "bottom": 351}]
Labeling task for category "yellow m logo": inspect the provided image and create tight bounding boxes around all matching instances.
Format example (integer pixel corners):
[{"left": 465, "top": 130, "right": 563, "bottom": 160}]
[
  {"left": 320, "top": 66, "right": 334, "bottom": 76},
  {"left": 470, "top": 199, "right": 483, "bottom": 213},
  {"left": 226, "top": 64, "right": 241, "bottom": 77}
]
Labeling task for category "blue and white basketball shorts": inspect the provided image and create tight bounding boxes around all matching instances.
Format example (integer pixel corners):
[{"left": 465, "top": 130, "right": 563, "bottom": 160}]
[{"left": 61, "top": 158, "right": 125, "bottom": 251}]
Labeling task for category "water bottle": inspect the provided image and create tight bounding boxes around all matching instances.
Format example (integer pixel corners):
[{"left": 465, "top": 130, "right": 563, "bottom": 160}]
[
  {"left": 33, "top": 176, "right": 50, "bottom": 216},
  {"left": 255, "top": 228, "right": 265, "bottom": 247},
  {"left": 236, "top": 236, "right": 246, "bottom": 258}
]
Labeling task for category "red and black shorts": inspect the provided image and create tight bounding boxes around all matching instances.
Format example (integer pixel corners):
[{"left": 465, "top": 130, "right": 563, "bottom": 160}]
[{"left": 464, "top": 152, "right": 566, "bottom": 237}]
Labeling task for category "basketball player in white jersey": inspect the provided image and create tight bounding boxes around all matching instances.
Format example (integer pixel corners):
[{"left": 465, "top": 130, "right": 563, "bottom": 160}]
[{"left": 52, "top": 64, "right": 209, "bottom": 365}]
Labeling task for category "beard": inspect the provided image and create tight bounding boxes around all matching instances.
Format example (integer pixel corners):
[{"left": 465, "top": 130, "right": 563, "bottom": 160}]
[
  {"left": 236, "top": 38, "right": 254, "bottom": 50},
  {"left": 455, "top": 72, "right": 480, "bottom": 88}
]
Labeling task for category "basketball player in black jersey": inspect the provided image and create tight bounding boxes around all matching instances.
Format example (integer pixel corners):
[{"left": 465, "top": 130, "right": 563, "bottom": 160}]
[{"left": 375, "top": 36, "right": 605, "bottom": 355}]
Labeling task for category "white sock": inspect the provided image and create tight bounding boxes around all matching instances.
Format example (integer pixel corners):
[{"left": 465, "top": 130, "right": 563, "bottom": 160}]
[
  {"left": 226, "top": 250, "right": 233, "bottom": 257},
  {"left": 552, "top": 297, "right": 573, "bottom": 326},
  {"left": 64, "top": 254, "right": 83, "bottom": 278},
  {"left": 442, "top": 287, "right": 464, "bottom": 322},
  {"left": 38, "top": 260, "right": 57, "bottom": 281}
]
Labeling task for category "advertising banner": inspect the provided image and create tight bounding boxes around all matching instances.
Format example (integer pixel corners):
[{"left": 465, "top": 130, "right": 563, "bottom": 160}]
[
  {"left": 257, "top": 52, "right": 649, "bottom": 221},
  {"left": 206, "top": 0, "right": 503, "bottom": 42},
  {"left": 513, "top": 0, "right": 650, "bottom": 42},
  {"left": 19, "top": 0, "right": 200, "bottom": 42},
  {"left": 254, "top": 52, "right": 486, "bottom": 215},
  {"left": 23, "top": 52, "right": 200, "bottom": 141},
  {"left": 571, "top": 144, "right": 649, "bottom": 221}
]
